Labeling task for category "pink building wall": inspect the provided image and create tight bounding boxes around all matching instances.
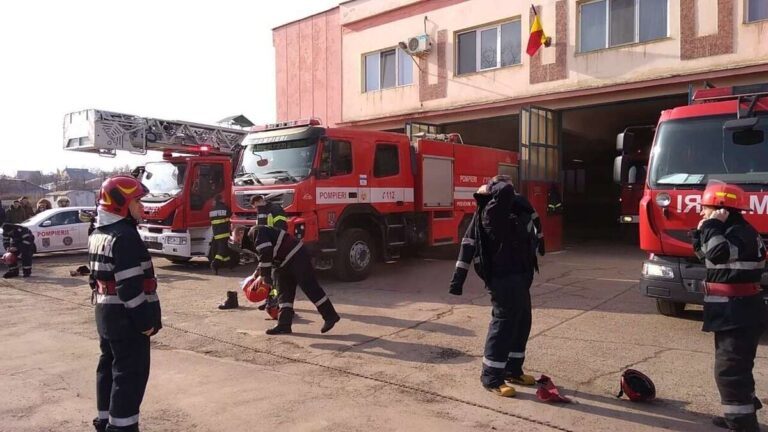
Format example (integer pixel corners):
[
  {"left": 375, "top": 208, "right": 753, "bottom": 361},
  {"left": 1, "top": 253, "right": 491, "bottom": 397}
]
[{"left": 273, "top": 8, "right": 342, "bottom": 127}]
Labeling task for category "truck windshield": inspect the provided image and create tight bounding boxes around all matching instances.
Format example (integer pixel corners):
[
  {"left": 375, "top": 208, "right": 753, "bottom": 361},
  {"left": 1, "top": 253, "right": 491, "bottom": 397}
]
[
  {"left": 236, "top": 139, "right": 317, "bottom": 185},
  {"left": 140, "top": 161, "right": 187, "bottom": 200},
  {"left": 649, "top": 114, "right": 768, "bottom": 188}
]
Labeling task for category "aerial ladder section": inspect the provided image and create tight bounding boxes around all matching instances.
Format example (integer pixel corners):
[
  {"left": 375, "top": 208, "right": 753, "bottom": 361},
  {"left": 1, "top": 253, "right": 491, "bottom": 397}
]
[{"left": 63, "top": 109, "right": 247, "bottom": 156}]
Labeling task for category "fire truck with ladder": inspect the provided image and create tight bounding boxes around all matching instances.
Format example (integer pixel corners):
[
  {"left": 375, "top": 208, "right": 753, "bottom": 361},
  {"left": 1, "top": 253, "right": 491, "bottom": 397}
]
[
  {"left": 614, "top": 84, "right": 768, "bottom": 317},
  {"left": 63, "top": 109, "right": 248, "bottom": 263},
  {"left": 229, "top": 119, "right": 519, "bottom": 281}
]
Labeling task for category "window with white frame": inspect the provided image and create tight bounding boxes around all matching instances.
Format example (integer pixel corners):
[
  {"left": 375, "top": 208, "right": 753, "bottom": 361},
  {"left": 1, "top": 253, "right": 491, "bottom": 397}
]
[
  {"left": 579, "top": 0, "right": 667, "bottom": 53},
  {"left": 748, "top": 0, "right": 768, "bottom": 22},
  {"left": 364, "top": 48, "right": 413, "bottom": 92},
  {"left": 457, "top": 19, "right": 521, "bottom": 75}
]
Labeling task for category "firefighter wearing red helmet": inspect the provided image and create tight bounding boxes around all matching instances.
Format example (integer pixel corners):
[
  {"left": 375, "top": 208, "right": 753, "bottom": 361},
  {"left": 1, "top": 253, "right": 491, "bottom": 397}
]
[
  {"left": 245, "top": 224, "right": 340, "bottom": 335},
  {"left": 692, "top": 181, "right": 766, "bottom": 432},
  {"left": 2, "top": 222, "right": 35, "bottom": 278},
  {"left": 89, "top": 175, "right": 162, "bottom": 432}
]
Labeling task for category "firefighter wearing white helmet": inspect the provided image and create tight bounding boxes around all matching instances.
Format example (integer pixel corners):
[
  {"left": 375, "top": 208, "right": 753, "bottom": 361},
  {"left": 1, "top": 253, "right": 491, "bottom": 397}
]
[
  {"left": 89, "top": 176, "right": 162, "bottom": 432},
  {"left": 692, "top": 181, "right": 766, "bottom": 432}
]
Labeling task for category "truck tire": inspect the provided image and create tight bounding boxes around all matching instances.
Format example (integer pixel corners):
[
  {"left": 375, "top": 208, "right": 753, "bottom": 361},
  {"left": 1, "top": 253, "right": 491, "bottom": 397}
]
[
  {"left": 335, "top": 228, "right": 373, "bottom": 281},
  {"left": 656, "top": 299, "right": 685, "bottom": 317},
  {"left": 166, "top": 257, "right": 192, "bottom": 264}
]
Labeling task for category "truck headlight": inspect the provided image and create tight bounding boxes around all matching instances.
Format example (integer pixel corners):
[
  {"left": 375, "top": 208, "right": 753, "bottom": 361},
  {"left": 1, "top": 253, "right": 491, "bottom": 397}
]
[
  {"left": 642, "top": 262, "right": 675, "bottom": 279},
  {"left": 294, "top": 223, "right": 306, "bottom": 240},
  {"left": 655, "top": 192, "right": 671, "bottom": 208},
  {"left": 165, "top": 236, "right": 187, "bottom": 245}
]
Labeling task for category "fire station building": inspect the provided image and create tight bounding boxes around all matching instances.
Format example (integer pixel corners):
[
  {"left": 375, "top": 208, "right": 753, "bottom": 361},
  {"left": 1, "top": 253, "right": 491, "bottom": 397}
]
[{"left": 273, "top": 0, "right": 768, "bottom": 249}]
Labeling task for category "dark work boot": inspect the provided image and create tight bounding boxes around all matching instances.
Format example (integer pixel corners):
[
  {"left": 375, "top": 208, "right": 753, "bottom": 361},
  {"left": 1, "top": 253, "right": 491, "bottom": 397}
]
[
  {"left": 713, "top": 414, "right": 761, "bottom": 431},
  {"left": 3, "top": 270, "right": 19, "bottom": 279},
  {"left": 22, "top": 269, "right": 31, "bottom": 278},
  {"left": 317, "top": 300, "right": 340, "bottom": 334},
  {"left": 92, "top": 417, "right": 107, "bottom": 432},
  {"left": 266, "top": 309, "right": 293, "bottom": 335},
  {"left": 211, "top": 262, "right": 219, "bottom": 275},
  {"left": 106, "top": 423, "right": 139, "bottom": 432},
  {"left": 217, "top": 291, "right": 239, "bottom": 310}
]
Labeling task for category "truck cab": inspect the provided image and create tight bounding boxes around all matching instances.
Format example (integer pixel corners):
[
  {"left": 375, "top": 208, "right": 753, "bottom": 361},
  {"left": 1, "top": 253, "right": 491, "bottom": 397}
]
[
  {"left": 138, "top": 153, "right": 233, "bottom": 262},
  {"left": 618, "top": 84, "right": 768, "bottom": 316}
]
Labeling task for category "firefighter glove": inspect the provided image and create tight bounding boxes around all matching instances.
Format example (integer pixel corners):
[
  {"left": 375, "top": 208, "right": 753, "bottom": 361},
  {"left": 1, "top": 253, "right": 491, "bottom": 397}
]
[{"left": 537, "top": 240, "right": 545, "bottom": 257}]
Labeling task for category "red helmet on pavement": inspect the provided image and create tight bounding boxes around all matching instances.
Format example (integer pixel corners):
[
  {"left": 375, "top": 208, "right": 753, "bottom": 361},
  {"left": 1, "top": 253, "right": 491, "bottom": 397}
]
[
  {"left": 2, "top": 252, "right": 17, "bottom": 266},
  {"left": 701, "top": 182, "right": 750, "bottom": 211},
  {"left": 98, "top": 175, "right": 149, "bottom": 217},
  {"left": 242, "top": 275, "right": 270, "bottom": 303},
  {"left": 617, "top": 369, "right": 656, "bottom": 402}
]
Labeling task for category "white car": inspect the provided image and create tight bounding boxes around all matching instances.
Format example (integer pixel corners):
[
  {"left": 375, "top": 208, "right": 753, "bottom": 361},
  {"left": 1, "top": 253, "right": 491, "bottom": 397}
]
[{"left": 1, "top": 206, "right": 95, "bottom": 255}]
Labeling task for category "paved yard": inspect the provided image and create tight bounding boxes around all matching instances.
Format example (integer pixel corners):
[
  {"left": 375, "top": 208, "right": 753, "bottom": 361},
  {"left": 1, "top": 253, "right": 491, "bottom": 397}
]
[{"left": 1, "top": 240, "right": 766, "bottom": 431}]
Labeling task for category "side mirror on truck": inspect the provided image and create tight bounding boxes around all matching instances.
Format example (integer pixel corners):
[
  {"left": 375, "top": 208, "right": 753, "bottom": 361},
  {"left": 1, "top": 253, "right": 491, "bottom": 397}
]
[
  {"left": 616, "top": 131, "right": 634, "bottom": 153},
  {"left": 613, "top": 155, "right": 628, "bottom": 184}
]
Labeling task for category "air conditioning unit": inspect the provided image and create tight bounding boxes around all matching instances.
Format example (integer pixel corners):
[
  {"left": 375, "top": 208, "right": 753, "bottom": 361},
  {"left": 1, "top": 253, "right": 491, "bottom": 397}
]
[{"left": 405, "top": 34, "right": 431, "bottom": 56}]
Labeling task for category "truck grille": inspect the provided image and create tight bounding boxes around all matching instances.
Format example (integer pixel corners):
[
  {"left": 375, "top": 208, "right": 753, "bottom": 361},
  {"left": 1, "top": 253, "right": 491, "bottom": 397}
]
[
  {"left": 144, "top": 241, "right": 163, "bottom": 251},
  {"left": 236, "top": 191, "right": 294, "bottom": 208}
]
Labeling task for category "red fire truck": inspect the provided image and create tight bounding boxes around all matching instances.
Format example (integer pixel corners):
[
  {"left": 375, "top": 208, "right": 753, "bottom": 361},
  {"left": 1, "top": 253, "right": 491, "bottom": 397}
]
[
  {"left": 63, "top": 109, "right": 248, "bottom": 263},
  {"left": 230, "top": 120, "right": 518, "bottom": 280},
  {"left": 614, "top": 84, "right": 768, "bottom": 317},
  {"left": 615, "top": 125, "right": 653, "bottom": 225}
]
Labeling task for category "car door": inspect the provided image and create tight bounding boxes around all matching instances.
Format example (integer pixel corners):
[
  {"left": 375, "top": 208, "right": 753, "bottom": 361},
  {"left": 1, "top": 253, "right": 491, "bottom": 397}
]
[{"left": 38, "top": 210, "right": 81, "bottom": 251}]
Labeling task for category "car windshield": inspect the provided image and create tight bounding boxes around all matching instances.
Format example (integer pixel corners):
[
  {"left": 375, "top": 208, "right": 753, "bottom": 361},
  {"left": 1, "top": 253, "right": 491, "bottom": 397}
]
[
  {"left": 649, "top": 114, "right": 768, "bottom": 188},
  {"left": 140, "top": 162, "right": 187, "bottom": 199},
  {"left": 23, "top": 210, "right": 55, "bottom": 225},
  {"left": 236, "top": 139, "right": 317, "bottom": 185}
]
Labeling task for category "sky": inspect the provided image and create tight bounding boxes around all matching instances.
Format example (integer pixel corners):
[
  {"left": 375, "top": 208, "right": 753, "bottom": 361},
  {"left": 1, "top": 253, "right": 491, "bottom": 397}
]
[{"left": 0, "top": 0, "right": 338, "bottom": 176}]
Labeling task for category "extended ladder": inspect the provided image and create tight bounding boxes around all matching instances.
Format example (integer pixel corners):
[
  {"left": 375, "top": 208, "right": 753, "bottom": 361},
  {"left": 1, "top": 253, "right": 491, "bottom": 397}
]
[{"left": 63, "top": 109, "right": 248, "bottom": 157}]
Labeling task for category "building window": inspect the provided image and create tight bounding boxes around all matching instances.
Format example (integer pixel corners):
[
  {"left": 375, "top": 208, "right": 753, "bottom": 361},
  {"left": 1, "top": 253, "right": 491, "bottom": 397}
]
[
  {"left": 579, "top": 0, "right": 667, "bottom": 53},
  {"left": 374, "top": 144, "right": 399, "bottom": 177},
  {"left": 457, "top": 19, "right": 521, "bottom": 75},
  {"left": 748, "top": 0, "right": 768, "bottom": 22},
  {"left": 364, "top": 48, "right": 413, "bottom": 92}
]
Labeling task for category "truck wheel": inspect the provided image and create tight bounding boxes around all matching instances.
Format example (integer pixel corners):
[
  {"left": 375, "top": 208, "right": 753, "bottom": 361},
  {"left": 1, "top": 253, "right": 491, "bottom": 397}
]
[
  {"left": 656, "top": 299, "right": 685, "bottom": 317},
  {"left": 335, "top": 228, "right": 373, "bottom": 281},
  {"left": 166, "top": 257, "right": 192, "bottom": 264}
]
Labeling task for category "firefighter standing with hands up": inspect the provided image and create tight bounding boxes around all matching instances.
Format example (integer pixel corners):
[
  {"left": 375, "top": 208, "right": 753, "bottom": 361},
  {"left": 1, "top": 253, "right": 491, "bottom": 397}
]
[
  {"left": 692, "top": 181, "right": 766, "bottom": 432},
  {"left": 449, "top": 175, "right": 544, "bottom": 398},
  {"left": 89, "top": 176, "right": 162, "bottom": 432}
]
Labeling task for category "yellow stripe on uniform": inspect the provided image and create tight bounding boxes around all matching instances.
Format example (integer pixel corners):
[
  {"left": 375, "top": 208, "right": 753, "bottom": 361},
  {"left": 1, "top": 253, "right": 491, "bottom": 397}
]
[
  {"left": 214, "top": 233, "right": 230, "bottom": 240},
  {"left": 211, "top": 218, "right": 230, "bottom": 225}
]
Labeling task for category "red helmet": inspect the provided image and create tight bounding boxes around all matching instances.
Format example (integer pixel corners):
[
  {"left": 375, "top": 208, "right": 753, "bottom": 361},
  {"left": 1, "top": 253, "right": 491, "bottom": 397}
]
[
  {"left": 617, "top": 369, "right": 656, "bottom": 402},
  {"left": 266, "top": 304, "right": 279, "bottom": 320},
  {"left": 701, "top": 182, "right": 750, "bottom": 211},
  {"left": 2, "top": 252, "right": 17, "bottom": 266},
  {"left": 98, "top": 175, "right": 149, "bottom": 217},
  {"left": 242, "top": 275, "right": 270, "bottom": 303}
]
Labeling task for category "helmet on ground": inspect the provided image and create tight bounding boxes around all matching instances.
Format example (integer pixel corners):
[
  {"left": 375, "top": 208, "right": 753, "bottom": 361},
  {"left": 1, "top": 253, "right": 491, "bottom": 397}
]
[
  {"left": 701, "top": 181, "right": 750, "bottom": 211},
  {"left": 617, "top": 369, "right": 656, "bottom": 402},
  {"left": 2, "top": 252, "right": 17, "bottom": 266},
  {"left": 98, "top": 176, "right": 149, "bottom": 217},
  {"left": 242, "top": 275, "right": 270, "bottom": 303}
]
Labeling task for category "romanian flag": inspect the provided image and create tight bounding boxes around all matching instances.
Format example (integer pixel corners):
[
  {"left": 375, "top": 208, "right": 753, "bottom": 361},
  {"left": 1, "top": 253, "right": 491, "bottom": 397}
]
[{"left": 526, "top": 6, "right": 548, "bottom": 56}]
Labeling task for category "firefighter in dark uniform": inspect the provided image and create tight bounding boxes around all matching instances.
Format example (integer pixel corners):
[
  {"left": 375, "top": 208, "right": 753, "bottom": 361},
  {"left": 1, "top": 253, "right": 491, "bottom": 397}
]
[
  {"left": 692, "top": 182, "right": 766, "bottom": 432},
  {"left": 217, "top": 195, "right": 287, "bottom": 310},
  {"left": 252, "top": 194, "right": 287, "bottom": 230},
  {"left": 209, "top": 194, "right": 233, "bottom": 275},
  {"left": 245, "top": 225, "right": 340, "bottom": 335},
  {"left": 449, "top": 176, "right": 545, "bottom": 397},
  {"left": 90, "top": 176, "right": 161, "bottom": 432},
  {"left": 2, "top": 222, "right": 35, "bottom": 278}
]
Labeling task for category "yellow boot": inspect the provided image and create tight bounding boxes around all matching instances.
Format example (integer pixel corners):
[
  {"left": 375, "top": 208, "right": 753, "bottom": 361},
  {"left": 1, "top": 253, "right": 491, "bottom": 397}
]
[
  {"left": 485, "top": 383, "right": 516, "bottom": 397},
  {"left": 507, "top": 374, "right": 536, "bottom": 386}
]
